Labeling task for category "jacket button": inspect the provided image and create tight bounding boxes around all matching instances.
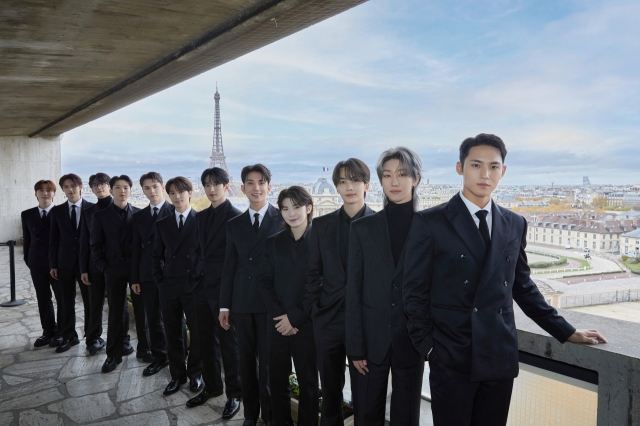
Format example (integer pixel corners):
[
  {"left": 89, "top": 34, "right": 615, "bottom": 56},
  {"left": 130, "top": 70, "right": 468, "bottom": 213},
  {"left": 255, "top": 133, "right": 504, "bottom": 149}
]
[
  {"left": 187, "top": 269, "right": 189, "bottom": 273},
  {"left": 503, "top": 281, "right": 508, "bottom": 286},
  {"left": 249, "top": 258, "right": 252, "bottom": 261},
  {"left": 248, "top": 276, "right": 251, "bottom": 279},
  {"left": 172, "top": 256, "right": 175, "bottom": 259},
  {"left": 391, "top": 303, "right": 396, "bottom": 307},
  {"left": 473, "top": 308, "right": 478, "bottom": 312},
  {"left": 393, "top": 285, "right": 397, "bottom": 289},
  {"left": 187, "top": 254, "right": 189, "bottom": 258},
  {"left": 464, "top": 280, "right": 469, "bottom": 284},
  {"left": 499, "top": 308, "right": 503, "bottom": 314},
  {"left": 148, "top": 241, "right": 151, "bottom": 244},
  {"left": 461, "top": 254, "right": 465, "bottom": 259}
]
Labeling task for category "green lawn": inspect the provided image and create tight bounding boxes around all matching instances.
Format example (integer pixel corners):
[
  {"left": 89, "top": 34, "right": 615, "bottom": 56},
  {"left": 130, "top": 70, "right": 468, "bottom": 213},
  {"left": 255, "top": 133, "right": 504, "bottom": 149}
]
[{"left": 623, "top": 260, "right": 640, "bottom": 274}]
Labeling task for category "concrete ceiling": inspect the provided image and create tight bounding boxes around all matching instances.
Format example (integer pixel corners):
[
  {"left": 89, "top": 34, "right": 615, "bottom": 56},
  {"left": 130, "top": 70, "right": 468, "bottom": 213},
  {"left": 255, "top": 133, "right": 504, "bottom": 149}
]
[{"left": 0, "top": 0, "right": 367, "bottom": 137}]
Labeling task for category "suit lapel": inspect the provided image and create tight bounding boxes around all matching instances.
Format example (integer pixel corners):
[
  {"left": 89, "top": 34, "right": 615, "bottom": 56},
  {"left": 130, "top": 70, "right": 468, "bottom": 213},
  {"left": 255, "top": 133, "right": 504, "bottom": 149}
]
[
  {"left": 174, "top": 209, "right": 196, "bottom": 250},
  {"left": 368, "top": 210, "right": 395, "bottom": 272},
  {"left": 206, "top": 202, "right": 230, "bottom": 248},
  {"left": 326, "top": 211, "right": 344, "bottom": 275},
  {"left": 247, "top": 205, "right": 278, "bottom": 253},
  {"left": 443, "top": 194, "right": 487, "bottom": 265},
  {"left": 477, "top": 202, "right": 512, "bottom": 292},
  {"left": 35, "top": 209, "right": 47, "bottom": 235},
  {"left": 119, "top": 205, "right": 133, "bottom": 245}
]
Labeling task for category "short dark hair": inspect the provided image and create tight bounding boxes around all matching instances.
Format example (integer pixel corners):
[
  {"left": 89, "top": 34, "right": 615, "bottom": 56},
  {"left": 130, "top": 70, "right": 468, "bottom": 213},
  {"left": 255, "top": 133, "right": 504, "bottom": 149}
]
[
  {"left": 459, "top": 133, "right": 507, "bottom": 166},
  {"left": 241, "top": 164, "right": 271, "bottom": 184},
  {"left": 201, "top": 167, "right": 229, "bottom": 186},
  {"left": 331, "top": 158, "right": 371, "bottom": 186},
  {"left": 277, "top": 186, "right": 313, "bottom": 230},
  {"left": 109, "top": 175, "right": 133, "bottom": 188},
  {"left": 34, "top": 180, "right": 56, "bottom": 192},
  {"left": 88, "top": 172, "right": 110, "bottom": 187},
  {"left": 139, "top": 171, "right": 164, "bottom": 187},
  {"left": 165, "top": 176, "right": 193, "bottom": 194},
  {"left": 59, "top": 173, "right": 82, "bottom": 187}
]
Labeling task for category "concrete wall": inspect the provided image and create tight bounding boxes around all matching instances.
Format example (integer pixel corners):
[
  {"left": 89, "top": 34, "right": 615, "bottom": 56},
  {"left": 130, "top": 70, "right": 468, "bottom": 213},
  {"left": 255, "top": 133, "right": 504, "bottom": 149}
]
[{"left": 0, "top": 136, "right": 62, "bottom": 242}]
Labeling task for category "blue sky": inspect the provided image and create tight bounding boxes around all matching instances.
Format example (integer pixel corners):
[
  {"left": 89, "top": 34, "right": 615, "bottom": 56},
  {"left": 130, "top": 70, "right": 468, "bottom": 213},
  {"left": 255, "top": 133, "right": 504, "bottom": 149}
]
[{"left": 62, "top": 0, "right": 640, "bottom": 185}]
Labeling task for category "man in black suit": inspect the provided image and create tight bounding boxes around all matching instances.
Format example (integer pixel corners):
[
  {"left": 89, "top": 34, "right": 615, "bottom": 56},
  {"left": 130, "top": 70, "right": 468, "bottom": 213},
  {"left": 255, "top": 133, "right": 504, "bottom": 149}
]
[
  {"left": 261, "top": 186, "right": 318, "bottom": 426},
  {"left": 49, "top": 174, "right": 94, "bottom": 353},
  {"left": 303, "top": 158, "right": 374, "bottom": 426},
  {"left": 21, "top": 180, "right": 62, "bottom": 348},
  {"left": 186, "top": 168, "right": 241, "bottom": 418},
  {"left": 131, "top": 171, "right": 173, "bottom": 376},
  {"left": 152, "top": 176, "right": 203, "bottom": 395},
  {"left": 346, "top": 148, "right": 425, "bottom": 426},
  {"left": 403, "top": 134, "right": 607, "bottom": 426},
  {"left": 91, "top": 175, "right": 140, "bottom": 373},
  {"left": 219, "top": 164, "right": 284, "bottom": 426}
]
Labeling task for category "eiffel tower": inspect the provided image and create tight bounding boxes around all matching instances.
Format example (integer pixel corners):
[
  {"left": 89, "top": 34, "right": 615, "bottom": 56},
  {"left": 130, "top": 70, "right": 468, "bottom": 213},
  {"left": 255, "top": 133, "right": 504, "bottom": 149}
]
[{"left": 206, "top": 84, "right": 236, "bottom": 195}]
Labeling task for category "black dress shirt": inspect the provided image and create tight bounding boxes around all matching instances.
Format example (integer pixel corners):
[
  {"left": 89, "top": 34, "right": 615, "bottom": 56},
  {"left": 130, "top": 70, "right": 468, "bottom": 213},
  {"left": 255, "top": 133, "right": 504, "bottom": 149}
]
[
  {"left": 339, "top": 205, "right": 366, "bottom": 269},
  {"left": 385, "top": 200, "right": 415, "bottom": 266}
]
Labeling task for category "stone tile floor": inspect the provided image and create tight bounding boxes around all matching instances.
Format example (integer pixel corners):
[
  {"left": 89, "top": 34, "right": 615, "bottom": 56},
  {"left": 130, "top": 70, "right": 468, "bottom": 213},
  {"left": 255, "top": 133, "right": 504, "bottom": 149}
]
[{"left": 0, "top": 245, "right": 433, "bottom": 425}]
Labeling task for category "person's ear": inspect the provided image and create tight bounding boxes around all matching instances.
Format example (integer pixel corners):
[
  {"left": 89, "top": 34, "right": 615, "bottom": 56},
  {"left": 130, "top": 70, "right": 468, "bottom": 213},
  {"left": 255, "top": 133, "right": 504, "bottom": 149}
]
[
  {"left": 501, "top": 165, "right": 507, "bottom": 178},
  {"left": 223, "top": 183, "right": 230, "bottom": 192},
  {"left": 456, "top": 162, "right": 463, "bottom": 176},
  {"left": 240, "top": 184, "right": 246, "bottom": 195}
]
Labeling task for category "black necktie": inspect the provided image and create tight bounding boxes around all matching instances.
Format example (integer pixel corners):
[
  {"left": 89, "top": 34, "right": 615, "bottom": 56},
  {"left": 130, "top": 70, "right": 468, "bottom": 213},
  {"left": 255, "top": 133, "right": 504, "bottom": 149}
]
[
  {"left": 475, "top": 210, "right": 491, "bottom": 250},
  {"left": 178, "top": 214, "right": 184, "bottom": 232},
  {"left": 153, "top": 207, "right": 158, "bottom": 222},
  {"left": 253, "top": 213, "right": 260, "bottom": 233},
  {"left": 41, "top": 210, "right": 47, "bottom": 222},
  {"left": 71, "top": 205, "right": 77, "bottom": 229}
]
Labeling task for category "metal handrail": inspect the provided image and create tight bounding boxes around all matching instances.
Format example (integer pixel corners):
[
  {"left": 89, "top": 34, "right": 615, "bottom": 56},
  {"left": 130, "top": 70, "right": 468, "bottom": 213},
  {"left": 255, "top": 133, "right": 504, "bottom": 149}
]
[{"left": 0, "top": 240, "right": 26, "bottom": 307}]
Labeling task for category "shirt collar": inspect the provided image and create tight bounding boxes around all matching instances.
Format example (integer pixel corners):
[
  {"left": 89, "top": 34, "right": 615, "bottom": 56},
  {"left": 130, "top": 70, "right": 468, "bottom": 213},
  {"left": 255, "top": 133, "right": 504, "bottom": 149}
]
[
  {"left": 212, "top": 199, "right": 229, "bottom": 213},
  {"left": 340, "top": 204, "right": 366, "bottom": 223},
  {"left": 39, "top": 204, "right": 54, "bottom": 214},
  {"left": 150, "top": 199, "right": 165, "bottom": 213},
  {"left": 68, "top": 199, "right": 83, "bottom": 209},
  {"left": 459, "top": 191, "right": 492, "bottom": 217},
  {"left": 175, "top": 207, "right": 192, "bottom": 220},
  {"left": 249, "top": 203, "right": 269, "bottom": 218}
]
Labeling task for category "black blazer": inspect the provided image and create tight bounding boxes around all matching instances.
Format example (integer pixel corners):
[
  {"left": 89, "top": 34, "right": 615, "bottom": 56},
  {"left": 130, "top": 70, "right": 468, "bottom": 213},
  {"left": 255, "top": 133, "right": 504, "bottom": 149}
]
[
  {"left": 90, "top": 203, "right": 140, "bottom": 275},
  {"left": 79, "top": 198, "right": 113, "bottom": 275},
  {"left": 402, "top": 193, "right": 576, "bottom": 382},
  {"left": 260, "top": 226, "right": 312, "bottom": 328},
  {"left": 220, "top": 204, "right": 284, "bottom": 314},
  {"left": 49, "top": 200, "right": 95, "bottom": 271},
  {"left": 21, "top": 207, "right": 51, "bottom": 270},
  {"left": 195, "top": 200, "right": 242, "bottom": 296},
  {"left": 152, "top": 209, "right": 202, "bottom": 293},
  {"left": 345, "top": 210, "right": 422, "bottom": 368},
  {"left": 131, "top": 202, "right": 174, "bottom": 283},
  {"left": 304, "top": 206, "right": 374, "bottom": 330}
]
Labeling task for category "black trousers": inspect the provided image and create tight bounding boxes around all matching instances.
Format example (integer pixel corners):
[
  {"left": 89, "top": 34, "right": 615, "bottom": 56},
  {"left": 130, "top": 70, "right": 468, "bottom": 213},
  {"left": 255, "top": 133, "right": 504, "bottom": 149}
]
[
  {"left": 429, "top": 358, "right": 514, "bottom": 426},
  {"left": 57, "top": 268, "right": 90, "bottom": 341},
  {"left": 129, "top": 289, "right": 149, "bottom": 353},
  {"left": 314, "top": 310, "right": 353, "bottom": 426},
  {"left": 194, "top": 290, "right": 241, "bottom": 397},
  {"left": 350, "top": 348, "right": 424, "bottom": 426},
  {"left": 268, "top": 320, "right": 318, "bottom": 426},
  {"left": 158, "top": 280, "right": 202, "bottom": 381},
  {"left": 235, "top": 312, "right": 271, "bottom": 423},
  {"left": 86, "top": 270, "right": 106, "bottom": 345},
  {"left": 30, "top": 267, "right": 61, "bottom": 337},
  {"left": 105, "top": 269, "right": 131, "bottom": 359},
  {"left": 140, "top": 280, "right": 168, "bottom": 362}
]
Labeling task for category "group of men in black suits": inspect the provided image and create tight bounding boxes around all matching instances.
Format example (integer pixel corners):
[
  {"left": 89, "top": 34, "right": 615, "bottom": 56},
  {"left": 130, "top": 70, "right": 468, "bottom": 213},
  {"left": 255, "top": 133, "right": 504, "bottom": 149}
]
[{"left": 22, "top": 133, "right": 607, "bottom": 426}]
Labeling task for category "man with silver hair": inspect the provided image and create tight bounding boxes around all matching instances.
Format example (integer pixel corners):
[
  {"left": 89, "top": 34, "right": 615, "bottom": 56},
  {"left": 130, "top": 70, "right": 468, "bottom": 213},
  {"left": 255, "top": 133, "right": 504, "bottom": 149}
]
[{"left": 346, "top": 147, "right": 425, "bottom": 425}]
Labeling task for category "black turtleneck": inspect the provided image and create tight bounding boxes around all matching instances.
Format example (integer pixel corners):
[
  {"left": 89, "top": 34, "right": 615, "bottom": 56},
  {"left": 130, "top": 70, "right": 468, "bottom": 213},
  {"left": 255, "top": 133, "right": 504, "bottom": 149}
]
[
  {"left": 385, "top": 200, "right": 414, "bottom": 266},
  {"left": 97, "top": 196, "right": 113, "bottom": 210}
]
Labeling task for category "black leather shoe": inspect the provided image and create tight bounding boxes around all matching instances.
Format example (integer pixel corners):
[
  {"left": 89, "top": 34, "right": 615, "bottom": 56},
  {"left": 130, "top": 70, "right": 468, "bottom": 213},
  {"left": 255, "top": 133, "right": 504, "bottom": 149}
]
[
  {"left": 102, "top": 356, "right": 122, "bottom": 373},
  {"left": 56, "top": 337, "right": 79, "bottom": 353},
  {"left": 164, "top": 377, "right": 188, "bottom": 395},
  {"left": 34, "top": 335, "right": 53, "bottom": 348},
  {"left": 222, "top": 397, "right": 242, "bottom": 419},
  {"left": 242, "top": 421, "right": 257, "bottom": 426},
  {"left": 88, "top": 339, "right": 106, "bottom": 356},
  {"left": 189, "top": 377, "right": 203, "bottom": 392},
  {"left": 122, "top": 342, "right": 134, "bottom": 356},
  {"left": 186, "top": 387, "right": 224, "bottom": 408},
  {"left": 48, "top": 336, "right": 63, "bottom": 347},
  {"left": 143, "top": 360, "right": 169, "bottom": 377},
  {"left": 137, "top": 350, "right": 153, "bottom": 363}
]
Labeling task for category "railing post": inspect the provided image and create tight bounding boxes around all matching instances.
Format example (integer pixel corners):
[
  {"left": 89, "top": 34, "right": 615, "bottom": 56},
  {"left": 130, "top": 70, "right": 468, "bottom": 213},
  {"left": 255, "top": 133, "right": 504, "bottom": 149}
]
[{"left": 1, "top": 240, "right": 27, "bottom": 308}]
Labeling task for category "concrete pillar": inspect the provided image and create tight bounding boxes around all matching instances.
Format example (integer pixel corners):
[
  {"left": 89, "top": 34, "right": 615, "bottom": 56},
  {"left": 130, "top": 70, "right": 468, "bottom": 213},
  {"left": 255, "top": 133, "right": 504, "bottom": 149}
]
[{"left": 0, "top": 135, "right": 62, "bottom": 242}]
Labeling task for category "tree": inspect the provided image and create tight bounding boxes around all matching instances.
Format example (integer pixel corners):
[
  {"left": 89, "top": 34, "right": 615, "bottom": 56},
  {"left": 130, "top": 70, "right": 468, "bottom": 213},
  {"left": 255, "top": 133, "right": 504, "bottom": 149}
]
[{"left": 591, "top": 195, "right": 608, "bottom": 209}]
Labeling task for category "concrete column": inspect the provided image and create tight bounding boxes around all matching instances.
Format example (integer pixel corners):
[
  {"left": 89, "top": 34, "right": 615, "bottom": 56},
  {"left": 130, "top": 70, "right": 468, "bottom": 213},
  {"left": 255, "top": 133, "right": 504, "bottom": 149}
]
[{"left": 0, "top": 135, "right": 62, "bottom": 242}]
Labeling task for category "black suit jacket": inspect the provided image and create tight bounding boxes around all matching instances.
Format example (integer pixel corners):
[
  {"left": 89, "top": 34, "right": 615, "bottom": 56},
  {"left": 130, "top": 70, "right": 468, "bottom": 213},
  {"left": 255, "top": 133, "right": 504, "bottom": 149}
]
[
  {"left": 49, "top": 200, "right": 95, "bottom": 271},
  {"left": 195, "top": 200, "right": 242, "bottom": 297},
  {"left": 79, "top": 197, "right": 113, "bottom": 275},
  {"left": 304, "top": 206, "right": 375, "bottom": 330},
  {"left": 152, "top": 209, "right": 202, "bottom": 293},
  {"left": 220, "top": 204, "right": 284, "bottom": 314},
  {"left": 131, "top": 202, "right": 174, "bottom": 283},
  {"left": 90, "top": 203, "right": 140, "bottom": 276},
  {"left": 21, "top": 207, "right": 51, "bottom": 270},
  {"left": 345, "top": 209, "right": 422, "bottom": 368},
  {"left": 260, "top": 226, "right": 312, "bottom": 328},
  {"left": 402, "top": 193, "right": 576, "bottom": 382}
]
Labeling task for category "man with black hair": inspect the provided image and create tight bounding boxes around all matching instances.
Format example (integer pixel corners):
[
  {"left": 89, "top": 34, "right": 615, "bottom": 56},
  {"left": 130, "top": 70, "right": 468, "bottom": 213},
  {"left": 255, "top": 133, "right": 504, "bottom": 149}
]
[
  {"left": 303, "top": 158, "right": 374, "bottom": 425},
  {"left": 131, "top": 172, "right": 173, "bottom": 376},
  {"left": 91, "top": 175, "right": 141, "bottom": 373},
  {"left": 153, "top": 176, "right": 204, "bottom": 396},
  {"left": 219, "top": 164, "right": 284, "bottom": 426},
  {"left": 49, "top": 173, "right": 94, "bottom": 353},
  {"left": 403, "top": 133, "right": 607, "bottom": 425},
  {"left": 186, "top": 168, "right": 242, "bottom": 419}
]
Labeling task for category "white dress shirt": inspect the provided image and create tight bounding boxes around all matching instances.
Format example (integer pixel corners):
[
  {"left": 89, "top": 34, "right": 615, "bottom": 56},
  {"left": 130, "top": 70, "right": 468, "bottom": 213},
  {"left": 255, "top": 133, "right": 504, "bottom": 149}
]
[
  {"left": 150, "top": 199, "right": 166, "bottom": 216},
  {"left": 38, "top": 204, "right": 54, "bottom": 218},
  {"left": 175, "top": 206, "right": 192, "bottom": 227},
  {"left": 68, "top": 199, "right": 83, "bottom": 228},
  {"left": 459, "top": 191, "right": 492, "bottom": 238}
]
